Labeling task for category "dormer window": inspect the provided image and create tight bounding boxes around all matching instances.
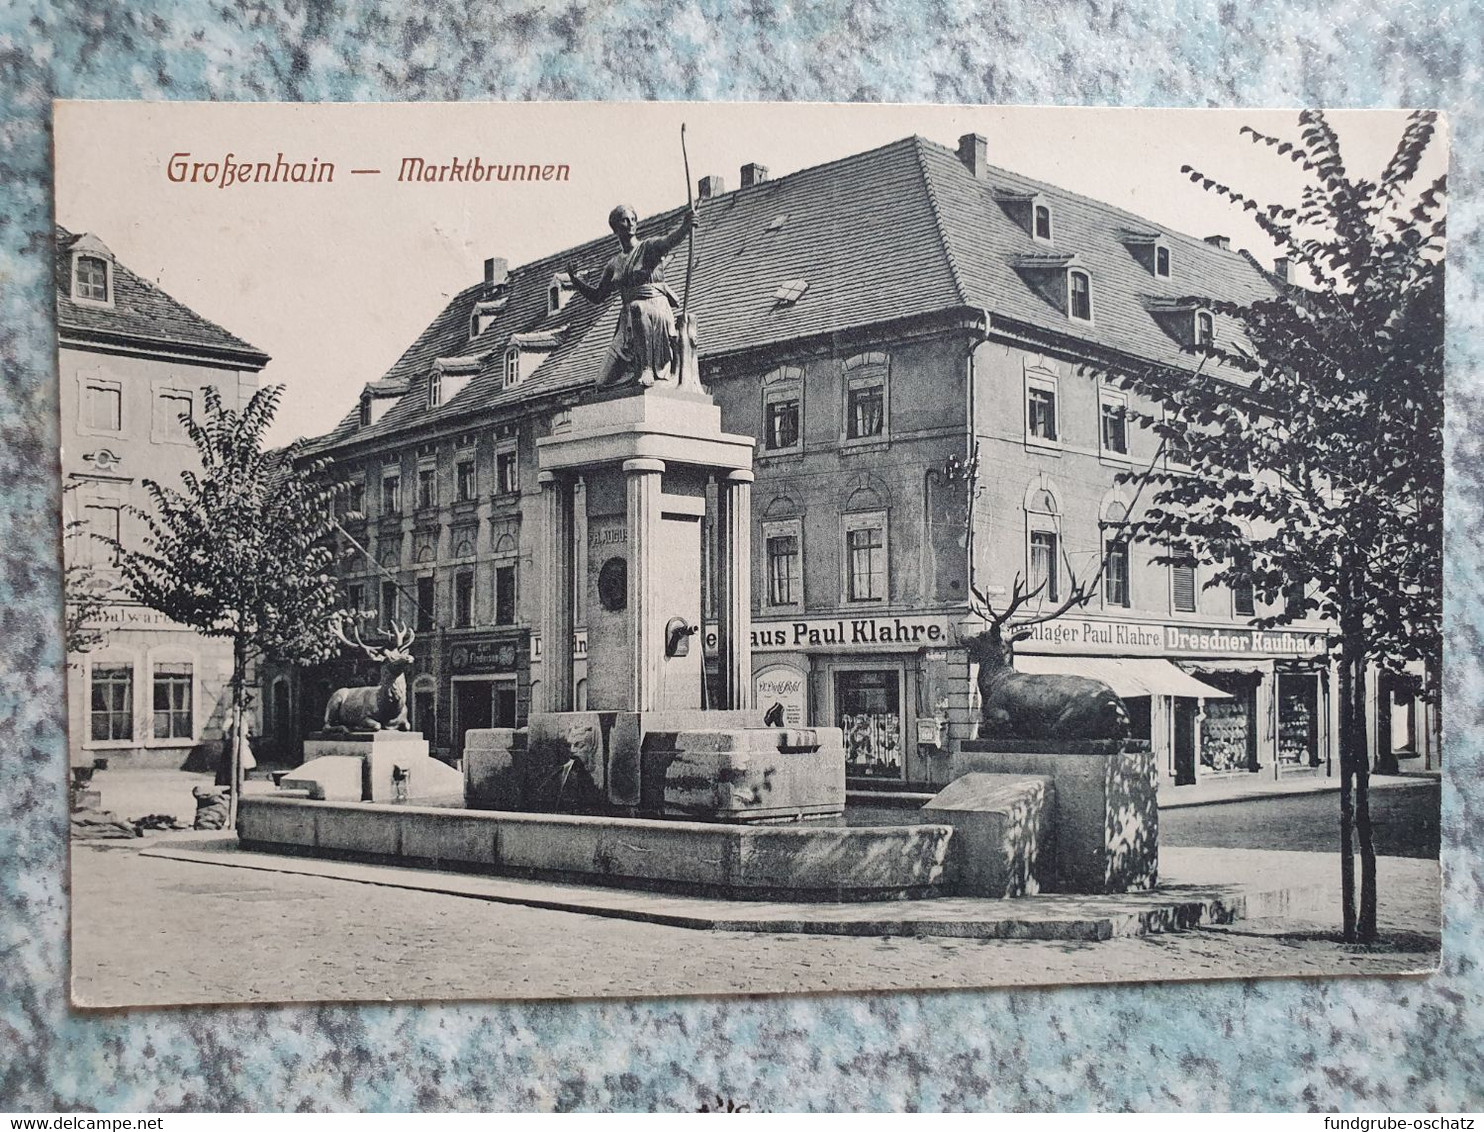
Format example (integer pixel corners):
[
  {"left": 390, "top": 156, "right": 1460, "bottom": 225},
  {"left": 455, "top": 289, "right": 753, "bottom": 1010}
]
[
  {"left": 1033, "top": 203, "right": 1053, "bottom": 242},
  {"left": 1068, "top": 270, "right": 1093, "bottom": 323},
  {"left": 504, "top": 347, "right": 521, "bottom": 389},
  {"left": 75, "top": 255, "right": 109, "bottom": 302},
  {"left": 359, "top": 397, "right": 371, "bottom": 428},
  {"left": 547, "top": 273, "right": 572, "bottom": 316},
  {"left": 1156, "top": 244, "right": 1172, "bottom": 278},
  {"left": 427, "top": 371, "right": 442, "bottom": 408},
  {"left": 1195, "top": 309, "right": 1214, "bottom": 348}
]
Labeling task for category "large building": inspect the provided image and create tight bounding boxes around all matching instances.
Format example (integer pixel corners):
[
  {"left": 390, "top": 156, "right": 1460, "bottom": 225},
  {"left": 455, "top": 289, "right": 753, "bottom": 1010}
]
[
  {"left": 286, "top": 133, "right": 1434, "bottom": 789},
  {"left": 58, "top": 227, "right": 269, "bottom": 770}
]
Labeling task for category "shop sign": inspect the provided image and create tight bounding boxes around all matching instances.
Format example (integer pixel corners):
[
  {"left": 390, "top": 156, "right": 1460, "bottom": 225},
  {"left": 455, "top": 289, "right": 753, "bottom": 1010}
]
[
  {"left": 450, "top": 638, "right": 521, "bottom": 673},
  {"left": 82, "top": 604, "right": 189, "bottom": 630},
  {"left": 746, "top": 615, "right": 952, "bottom": 653},
  {"left": 1019, "top": 618, "right": 1329, "bottom": 658},
  {"left": 754, "top": 663, "right": 808, "bottom": 727}
]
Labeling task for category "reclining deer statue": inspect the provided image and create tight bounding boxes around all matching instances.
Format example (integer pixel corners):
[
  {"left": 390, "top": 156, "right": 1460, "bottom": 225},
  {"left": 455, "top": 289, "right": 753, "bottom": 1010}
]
[
  {"left": 966, "top": 577, "right": 1130, "bottom": 742},
  {"left": 323, "top": 619, "right": 416, "bottom": 733}
]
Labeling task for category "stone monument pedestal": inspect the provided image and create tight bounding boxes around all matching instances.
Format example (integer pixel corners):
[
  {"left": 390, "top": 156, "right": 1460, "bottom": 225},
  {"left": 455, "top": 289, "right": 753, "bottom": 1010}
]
[
  {"left": 951, "top": 739, "right": 1158, "bottom": 893},
  {"left": 288, "top": 731, "right": 462, "bottom": 804}
]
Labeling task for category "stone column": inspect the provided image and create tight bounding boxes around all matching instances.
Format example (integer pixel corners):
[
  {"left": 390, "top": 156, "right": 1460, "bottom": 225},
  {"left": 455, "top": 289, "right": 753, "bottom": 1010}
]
[
  {"left": 717, "top": 469, "right": 754, "bottom": 710},
  {"left": 624, "top": 458, "right": 665, "bottom": 712},
  {"left": 537, "top": 470, "right": 573, "bottom": 713}
]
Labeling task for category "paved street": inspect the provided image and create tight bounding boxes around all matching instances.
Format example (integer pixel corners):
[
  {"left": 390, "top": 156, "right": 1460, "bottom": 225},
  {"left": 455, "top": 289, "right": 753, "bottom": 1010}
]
[
  {"left": 70, "top": 838, "right": 1439, "bottom": 1008},
  {"left": 1161, "top": 779, "right": 1440, "bottom": 858}
]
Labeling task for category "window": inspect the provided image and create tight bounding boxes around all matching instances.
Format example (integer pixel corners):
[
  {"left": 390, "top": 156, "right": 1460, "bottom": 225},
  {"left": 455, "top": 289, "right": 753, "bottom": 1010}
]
[
  {"left": 382, "top": 474, "right": 402, "bottom": 516},
  {"left": 1030, "top": 530, "right": 1059, "bottom": 602},
  {"left": 454, "top": 571, "right": 474, "bottom": 629},
  {"left": 152, "top": 662, "right": 193, "bottom": 740},
  {"left": 496, "top": 449, "right": 518, "bottom": 496},
  {"left": 86, "top": 381, "right": 122, "bottom": 433},
  {"left": 381, "top": 580, "right": 399, "bottom": 626},
  {"left": 359, "top": 397, "right": 372, "bottom": 428},
  {"left": 456, "top": 458, "right": 476, "bottom": 502},
  {"left": 1099, "top": 392, "right": 1128, "bottom": 455},
  {"left": 1034, "top": 204, "right": 1052, "bottom": 241},
  {"left": 1156, "top": 245, "right": 1171, "bottom": 277},
  {"left": 844, "top": 514, "right": 887, "bottom": 602},
  {"left": 766, "top": 396, "right": 800, "bottom": 450},
  {"left": 345, "top": 582, "right": 365, "bottom": 613},
  {"left": 1196, "top": 310, "right": 1214, "bottom": 348},
  {"left": 766, "top": 531, "right": 801, "bottom": 606},
  {"left": 84, "top": 503, "right": 121, "bottom": 566},
  {"left": 344, "top": 480, "right": 365, "bottom": 518},
  {"left": 1231, "top": 547, "right": 1256, "bottom": 617},
  {"left": 846, "top": 382, "right": 884, "bottom": 440},
  {"left": 1068, "top": 270, "right": 1093, "bottom": 322},
  {"left": 427, "top": 371, "right": 442, "bottom": 409},
  {"left": 1104, "top": 536, "right": 1130, "bottom": 608},
  {"left": 504, "top": 348, "right": 520, "bottom": 389},
  {"left": 1172, "top": 559, "right": 1197, "bottom": 613},
  {"left": 495, "top": 564, "right": 517, "bottom": 625},
  {"left": 1028, "top": 385, "right": 1058, "bottom": 442},
  {"left": 75, "top": 255, "right": 109, "bottom": 302},
  {"left": 154, "top": 390, "right": 193, "bottom": 442},
  {"left": 416, "top": 466, "right": 437, "bottom": 510},
  {"left": 416, "top": 575, "right": 435, "bottom": 632},
  {"left": 90, "top": 664, "right": 133, "bottom": 742},
  {"left": 841, "top": 353, "right": 889, "bottom": 443}
]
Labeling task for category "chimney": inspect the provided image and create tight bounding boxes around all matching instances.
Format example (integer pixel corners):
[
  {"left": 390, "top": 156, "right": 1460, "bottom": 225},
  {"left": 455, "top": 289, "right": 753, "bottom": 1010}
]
[
  {"left": 484, "top": 257, "right": 509, "bottom": 288},
  {"left": 741, "top": 162, "right": 770, "bottom": 188},
  {"left": 698, "top": 174, "right": 726, "bottom": 200},
  {"left": 957, "top": 133, "right": 988, "bottom": 179},
  {"left": 1204, "top": 235, "right": 1231, "bottom": 251},
  {"left": 1273, "top": 256, "right": 1291, "bottom": 283}
]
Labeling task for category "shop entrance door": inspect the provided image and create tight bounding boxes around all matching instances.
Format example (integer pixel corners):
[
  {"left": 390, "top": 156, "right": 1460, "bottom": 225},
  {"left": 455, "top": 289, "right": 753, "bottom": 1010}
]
[
  {"left": 1173, "top": 698, "right": 1198, "bottom": 785},
  {"left": 452, "top": 678, "right": 517, "bottom": 760},
  {"left": 836, "top": 669, "right": 903, "bottom": 779}
]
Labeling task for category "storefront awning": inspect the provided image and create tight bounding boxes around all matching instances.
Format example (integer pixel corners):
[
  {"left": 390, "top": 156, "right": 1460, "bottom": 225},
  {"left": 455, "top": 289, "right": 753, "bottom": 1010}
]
[{"left": 1013, "top": 656, "right": 1233, "bottom": 699}]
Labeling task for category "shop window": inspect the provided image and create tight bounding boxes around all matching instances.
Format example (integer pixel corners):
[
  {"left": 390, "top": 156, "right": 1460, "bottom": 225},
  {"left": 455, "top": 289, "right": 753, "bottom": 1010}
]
[
  {"left": 90, "top": 663, "right": 133, "bottom": 742},
  {"left": 1104, "top": 535, "right": 1130, "bottom": 608},
  {"left": 86, "top": 379, "right": 122, "bottom": 433},
  {"left": 1099, "top": 390, "right": 1128, "bottom": 456},
  {"left": 1202, "top": 678, "right": 1258, "bottom": 773},
  {"left": 764, "top": 520, "right": 802, "bottom": 607},
  {"left": 838, "top": 669, "right": 902, "bottom": 779},
  {"left": 843, "top": 512, "right": 887, "bottom": 602},
  {"left": 416, "top": 575, "right": 435, "bottom": 632},
  {"left": 496, "top": 448, "right": 519, "bottom": 496},
  {"left": 1172, "top": 559, "right": 1197, "bottom": 613},
  {"left": 454, "top": 570, "right": 474, "bottom": 628},
  {"left": 495, "top": 564, "right": 517, "bottom": 625},
  {"left": 75, "top": 254, "right": 110, "bottom": 302},
  {"left": 416, "top": 465, "right": 437, "bottom": 510},
  {"left": 1278, "top": 674, "right": 1321, "bottom": 766},
  {"left": 1030, "top": 530, "right": 1059, "bottom": 602},
  {"left": 455, "top": 458, "right": 475, "bottom": 502},
  {"left": 842, "top": 352, "right": 888, "bottom": 443},
  {"left": 152, "top": 662, "right": 193, "bottom": 740},
  {"left": 382, "top": 474, "right": 402, "bottom": 516}
]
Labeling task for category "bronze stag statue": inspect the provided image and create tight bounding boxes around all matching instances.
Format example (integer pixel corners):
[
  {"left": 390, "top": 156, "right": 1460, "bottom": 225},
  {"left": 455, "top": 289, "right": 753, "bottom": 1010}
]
[
  {"left": 323, "top": 619, "right": 416, "bottom": 733},
  {"left": 966, "top": 579, "right": 1130, "bottom": 742}
]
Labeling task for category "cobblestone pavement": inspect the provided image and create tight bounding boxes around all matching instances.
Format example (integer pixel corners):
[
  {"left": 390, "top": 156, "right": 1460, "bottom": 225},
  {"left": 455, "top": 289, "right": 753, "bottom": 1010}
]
[{"left": 70, "top": 841, "right": 1440, "bottom": 1007}]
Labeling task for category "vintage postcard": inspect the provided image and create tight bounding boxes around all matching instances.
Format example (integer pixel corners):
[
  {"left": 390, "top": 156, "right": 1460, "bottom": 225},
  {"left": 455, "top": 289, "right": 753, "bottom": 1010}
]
[{"left": 56, "top": 102, "right": 1444, "bottom": 1007}]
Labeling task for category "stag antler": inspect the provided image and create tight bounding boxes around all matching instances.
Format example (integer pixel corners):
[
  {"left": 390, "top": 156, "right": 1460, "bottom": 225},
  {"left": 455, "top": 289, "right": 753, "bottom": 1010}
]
[
  {"left": 969, "top": 568, "right": 1101, "bottom": 638},
  {"left": 389, "top": 620, "right": 416, "bottom": 650},
  {"left": 334, "top": 612, "right": 385, "bottom": 658}
]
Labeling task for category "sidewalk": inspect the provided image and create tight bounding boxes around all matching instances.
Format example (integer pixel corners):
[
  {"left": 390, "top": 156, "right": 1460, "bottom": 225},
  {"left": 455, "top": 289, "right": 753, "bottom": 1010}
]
[{"left": 1158, "top": 766, "right": 1440, "bottom": 809}]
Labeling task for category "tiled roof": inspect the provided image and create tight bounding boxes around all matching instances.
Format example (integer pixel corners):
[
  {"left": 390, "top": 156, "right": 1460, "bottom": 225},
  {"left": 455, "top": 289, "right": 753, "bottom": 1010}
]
[
  {"left": 311, "top": 134, "right": 1276, "bottom": 455},
  {"left": 55, "top": 226, "right": 268, "bottom": 364}
]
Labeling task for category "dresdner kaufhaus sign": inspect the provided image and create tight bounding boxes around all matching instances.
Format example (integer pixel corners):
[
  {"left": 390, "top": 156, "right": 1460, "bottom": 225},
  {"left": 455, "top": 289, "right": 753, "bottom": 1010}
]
[{"left": 1018, "top": 617, "right": 1329, "bottom": 658}]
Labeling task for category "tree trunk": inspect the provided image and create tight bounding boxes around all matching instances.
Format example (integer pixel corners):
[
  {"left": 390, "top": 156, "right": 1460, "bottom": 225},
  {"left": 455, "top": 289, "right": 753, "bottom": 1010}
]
[
  {"left": 229, "top": 636, "right": 248, "bottom": 830},
  {"left": 1354, "top": 654, "right": 1379, "bottom": 941},
  {"left": 1336, "top": 643, "right": 1357, "bottom": 942}
]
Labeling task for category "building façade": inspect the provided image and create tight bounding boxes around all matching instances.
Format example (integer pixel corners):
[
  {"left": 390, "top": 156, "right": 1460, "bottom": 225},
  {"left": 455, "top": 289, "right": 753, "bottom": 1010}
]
[
  {"left": 58, "top": 227, "right": 270, "bottom": 770},
  {"left": 282, "top": 133, "right": 1435, "bottom": 789}
]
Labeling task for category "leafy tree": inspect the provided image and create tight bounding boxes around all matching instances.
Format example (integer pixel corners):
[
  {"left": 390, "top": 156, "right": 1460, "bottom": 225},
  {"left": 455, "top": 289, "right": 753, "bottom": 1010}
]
[
  {"left": 1113, "top": 110, "right": 1445, "bottom": 941},
  {"left": 112, "top": 384, "right": 347, "bottom": 826}
]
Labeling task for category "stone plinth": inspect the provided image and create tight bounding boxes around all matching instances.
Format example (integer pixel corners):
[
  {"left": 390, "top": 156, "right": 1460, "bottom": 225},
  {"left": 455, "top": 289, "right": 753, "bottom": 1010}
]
[
  {"left": 642, "top": 727, "right": 846, "bottom": 821},
  {"left": 921, "top": 773, "right": 1053, "bottom": 897},
  {"left": 953, "top": 741, "right": 1158, "bottom": 893},
  {"left": 289, "top": 732, "right": 461, "bottom": 804}
]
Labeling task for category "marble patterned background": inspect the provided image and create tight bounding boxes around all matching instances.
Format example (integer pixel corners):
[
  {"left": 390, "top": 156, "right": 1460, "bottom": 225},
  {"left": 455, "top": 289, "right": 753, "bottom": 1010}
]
[{"left": 2, "top": 0, "right": 1482, "bottom": 1112}]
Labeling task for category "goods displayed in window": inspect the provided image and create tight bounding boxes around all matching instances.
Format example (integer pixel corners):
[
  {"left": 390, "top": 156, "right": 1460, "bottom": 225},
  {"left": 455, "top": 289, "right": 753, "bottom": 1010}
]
[
  {"left": 1278, "top": 675, "right": 1320, "bottom": 766},
  {"left": 1201, "top": 689, "right": 1254, "bottom": 773},
  {"left": 837, "top": 669, "right": 901, "bottom": 778}
]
